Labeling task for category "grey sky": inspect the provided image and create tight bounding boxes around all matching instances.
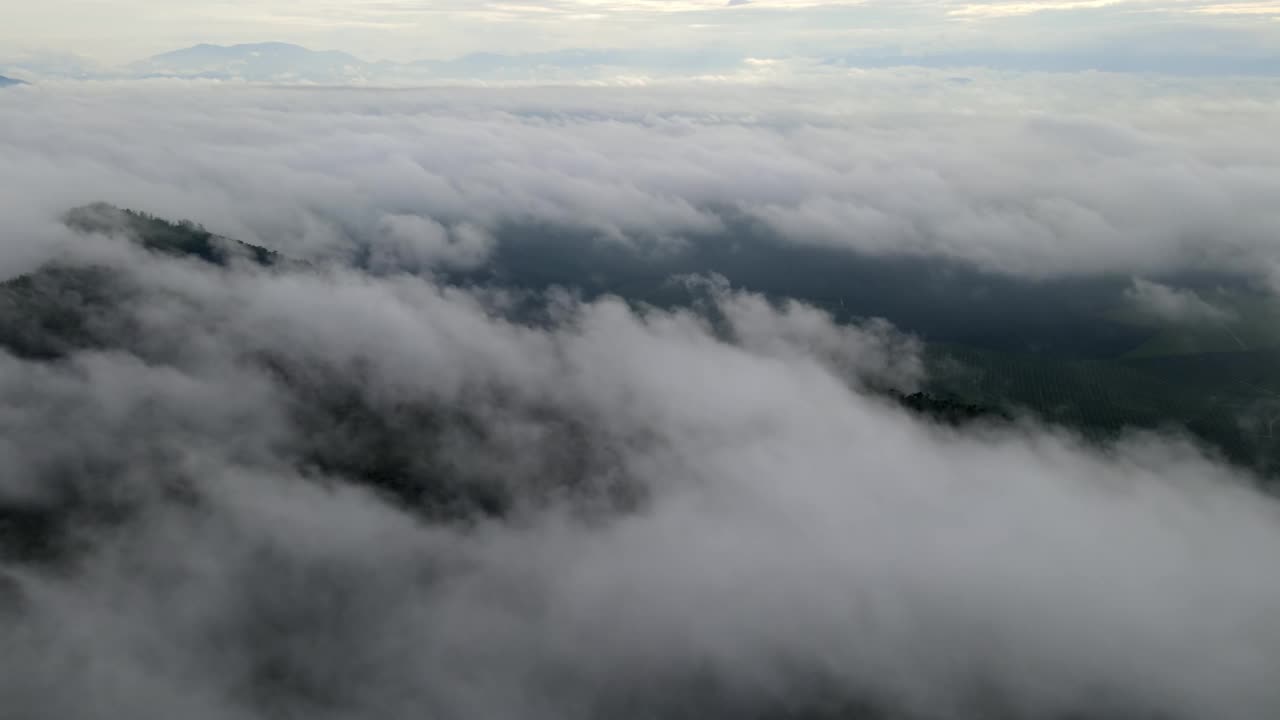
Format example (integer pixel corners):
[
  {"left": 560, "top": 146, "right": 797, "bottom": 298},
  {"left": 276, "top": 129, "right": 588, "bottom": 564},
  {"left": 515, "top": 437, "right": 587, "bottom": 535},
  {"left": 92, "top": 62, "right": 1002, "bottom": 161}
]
[{"left": 4, "top": 0, "right": 1280, "bottom": 65}]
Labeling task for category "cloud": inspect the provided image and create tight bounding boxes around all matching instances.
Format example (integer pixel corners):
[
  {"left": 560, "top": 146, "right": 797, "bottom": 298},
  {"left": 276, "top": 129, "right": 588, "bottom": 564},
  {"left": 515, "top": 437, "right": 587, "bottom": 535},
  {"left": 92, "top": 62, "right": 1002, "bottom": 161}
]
[
  {"left": 374, "top": 214, "right": 494, "bottom": 271},
  {"left": 2, "top": 75, "right": 1280, "bottom": 282},
  {"left": 0, "top": 225, "right": 1279, "bottom": 718},
  {"left": 1125, "top": 278, "right": 1237, "bottom": 326},
  {"left": 2, "top": 75, "right": 1280, "bottom": 718}
]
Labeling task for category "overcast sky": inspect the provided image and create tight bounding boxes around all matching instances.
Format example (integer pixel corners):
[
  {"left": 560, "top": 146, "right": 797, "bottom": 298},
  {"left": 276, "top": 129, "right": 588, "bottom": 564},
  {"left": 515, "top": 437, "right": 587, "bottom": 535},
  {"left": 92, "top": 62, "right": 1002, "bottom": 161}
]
[{"left": 4, "top": 0, "right": 1280, "bottom": 65}]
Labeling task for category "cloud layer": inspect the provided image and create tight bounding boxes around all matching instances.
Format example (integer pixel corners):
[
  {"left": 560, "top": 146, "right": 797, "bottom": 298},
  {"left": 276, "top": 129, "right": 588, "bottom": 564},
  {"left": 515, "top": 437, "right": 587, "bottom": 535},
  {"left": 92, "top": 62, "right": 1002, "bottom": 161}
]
[
  {"left": 2, "top": 74, "right": 1280, "bottom": 719},
  {"left": 1, "top": 216, "right": 1279, "bottom": 719},
  {"left": 2, "top": 74, "right": 1280, "bottom": 283}
]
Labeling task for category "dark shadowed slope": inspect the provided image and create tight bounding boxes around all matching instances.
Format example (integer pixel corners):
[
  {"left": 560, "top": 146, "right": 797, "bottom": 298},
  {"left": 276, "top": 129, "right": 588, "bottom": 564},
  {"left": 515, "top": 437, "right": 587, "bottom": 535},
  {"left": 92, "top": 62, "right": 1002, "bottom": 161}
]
[{"left": 64, "top": 203, "right": 280, "bottom": 266}]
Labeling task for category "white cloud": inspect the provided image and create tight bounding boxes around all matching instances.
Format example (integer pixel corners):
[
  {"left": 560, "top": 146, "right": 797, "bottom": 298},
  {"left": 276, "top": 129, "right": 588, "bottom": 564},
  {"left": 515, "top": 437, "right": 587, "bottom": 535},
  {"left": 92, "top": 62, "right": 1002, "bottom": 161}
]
[
  {"left": 2, "top": 75, "right": 1279, "bottom": 280},
  {"left": 2, "top": 233, "right": 1280, "bottom": 717},
  {"left": 1125, "top": 278, "right": 1237, "bottom": 325},
  {"left": 374, "top": 214, "right": 495, "bottom": 271}
]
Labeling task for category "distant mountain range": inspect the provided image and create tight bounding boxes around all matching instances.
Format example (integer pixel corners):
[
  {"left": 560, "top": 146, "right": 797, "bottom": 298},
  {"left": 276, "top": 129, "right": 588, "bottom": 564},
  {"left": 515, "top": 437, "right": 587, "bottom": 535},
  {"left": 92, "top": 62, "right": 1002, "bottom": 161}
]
[
  {"left": 0, "top": 75, "right": 27, "bottom": 87},
  {"left": 128, "top": 42, "right": 366, "bottom": 83},
  {"left": 407, "top": 47, "right": 743, "bottom": 79},
  {"left": 6, "top": 39, "right": 1280, "bottom": 83},
  {"left": 6, "top": 42, "right": 745, "bottom": 84}
]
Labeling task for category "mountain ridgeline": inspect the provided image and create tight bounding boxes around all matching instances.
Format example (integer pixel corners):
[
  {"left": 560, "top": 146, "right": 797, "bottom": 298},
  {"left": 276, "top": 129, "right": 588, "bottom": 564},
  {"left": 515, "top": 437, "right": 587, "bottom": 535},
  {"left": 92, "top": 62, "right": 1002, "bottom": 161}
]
[
  {"left": 129, "top": 42, "right": 366, "bottom": 83},
  {"left": 64, "top": 203, "right": 279, "bottom": 266},
  {"left": 112, "top": 42, "right": 745, "bottom": 83}
]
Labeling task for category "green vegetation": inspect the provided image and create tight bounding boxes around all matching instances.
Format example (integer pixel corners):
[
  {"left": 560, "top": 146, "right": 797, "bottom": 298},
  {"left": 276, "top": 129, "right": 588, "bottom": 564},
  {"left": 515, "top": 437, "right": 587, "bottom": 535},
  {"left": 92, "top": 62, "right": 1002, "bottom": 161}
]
[
  {"left": 0, "top": 265, "right": 133, "bottom": 360},
  {"left": 891, "top": 390, "right": 1010, "bottom": 425},
  {"left": 64, "top": 202, "right": 279, "bottom": 267},
  {"left": 0, "top": 204, "right": 277, "bottom": 361},
  {"left": 921, "top": 344, "right": 1280, "bottom": 476}
]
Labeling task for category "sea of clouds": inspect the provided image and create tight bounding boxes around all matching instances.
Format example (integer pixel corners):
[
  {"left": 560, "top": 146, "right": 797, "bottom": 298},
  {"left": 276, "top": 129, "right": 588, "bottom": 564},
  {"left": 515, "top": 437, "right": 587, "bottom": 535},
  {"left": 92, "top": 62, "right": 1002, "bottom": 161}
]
[{"left": 2, "top": 71, "right": 1280, "bottom": 719}]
